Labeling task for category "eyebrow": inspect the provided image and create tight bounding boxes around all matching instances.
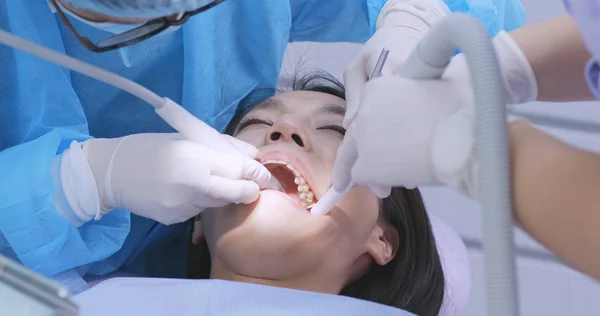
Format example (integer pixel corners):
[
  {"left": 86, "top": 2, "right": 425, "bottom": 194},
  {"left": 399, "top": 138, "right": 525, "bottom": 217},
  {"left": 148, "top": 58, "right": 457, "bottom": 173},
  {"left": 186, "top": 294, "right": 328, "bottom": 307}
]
[
  {"left": 317, "top": 104, "right": 346, "bottom": 117},
  {"left": 253, "top": 98, "right": 345, "bottom": 116}
]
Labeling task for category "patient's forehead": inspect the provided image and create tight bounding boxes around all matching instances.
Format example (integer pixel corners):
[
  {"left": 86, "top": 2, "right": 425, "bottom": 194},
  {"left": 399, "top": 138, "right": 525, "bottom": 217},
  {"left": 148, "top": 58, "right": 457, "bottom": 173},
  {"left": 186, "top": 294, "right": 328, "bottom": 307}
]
[{"left": 272, "top": 90, "right": 345, "bottom": 105}]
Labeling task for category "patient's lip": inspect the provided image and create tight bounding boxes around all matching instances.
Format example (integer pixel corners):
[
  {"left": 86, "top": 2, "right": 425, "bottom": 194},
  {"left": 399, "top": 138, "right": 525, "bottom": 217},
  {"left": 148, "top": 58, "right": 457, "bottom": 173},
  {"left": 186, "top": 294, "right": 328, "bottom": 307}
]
[
  {"left": 258, "top": 151, "right": 320, "bottom": 200},
  {"left": 263, "top": 190, "right": 308, "bottom": 211}
]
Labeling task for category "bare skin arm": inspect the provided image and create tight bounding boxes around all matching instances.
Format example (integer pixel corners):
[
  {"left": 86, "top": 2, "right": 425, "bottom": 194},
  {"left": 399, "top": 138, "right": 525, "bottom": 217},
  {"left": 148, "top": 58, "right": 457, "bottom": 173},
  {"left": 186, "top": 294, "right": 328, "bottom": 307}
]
[
  {"left": 509, "top": 15, "right": 595, "bottom": 102},
  {"left": 510, "top": 121, "right": 600, "bottom": 279}
]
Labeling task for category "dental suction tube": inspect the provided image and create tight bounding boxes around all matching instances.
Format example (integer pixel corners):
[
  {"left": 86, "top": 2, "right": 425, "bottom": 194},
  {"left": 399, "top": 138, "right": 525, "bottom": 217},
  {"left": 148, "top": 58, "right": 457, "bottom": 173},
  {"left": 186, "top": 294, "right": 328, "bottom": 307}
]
[
  {"left": 310, "top": 48, "right": 390, "bottom": 216},
  {"left": 0, "top": 29, "right": 241, "bottom": 154},
  {"left": 0, "top": 30, "right": 163, "bottom": 108},
  {"left": 402, "top": 14, "right": 518, "bottom": 316}
]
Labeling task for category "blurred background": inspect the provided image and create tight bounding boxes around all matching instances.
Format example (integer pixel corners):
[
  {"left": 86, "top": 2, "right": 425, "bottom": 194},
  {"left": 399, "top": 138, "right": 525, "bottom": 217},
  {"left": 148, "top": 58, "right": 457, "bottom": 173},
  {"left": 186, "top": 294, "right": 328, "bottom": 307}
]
[{"left": 278, "top": 0, "right": 600, "bottom": 314}]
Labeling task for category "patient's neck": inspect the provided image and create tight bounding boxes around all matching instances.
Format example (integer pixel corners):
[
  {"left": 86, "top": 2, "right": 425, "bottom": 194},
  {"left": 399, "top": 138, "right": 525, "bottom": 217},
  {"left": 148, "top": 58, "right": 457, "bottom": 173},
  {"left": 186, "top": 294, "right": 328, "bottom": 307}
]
[{"left": 209, "top": 259, "right": 344, "bottom": 294}]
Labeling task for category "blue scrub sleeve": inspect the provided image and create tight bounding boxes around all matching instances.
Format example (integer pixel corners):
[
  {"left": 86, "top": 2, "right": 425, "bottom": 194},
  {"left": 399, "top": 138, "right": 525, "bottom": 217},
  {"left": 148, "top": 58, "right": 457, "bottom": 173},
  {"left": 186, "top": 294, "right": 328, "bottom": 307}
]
[
  {"left": 0, "top": 1, "right": 130, "bottom": 277},
  {"left": 289, "top": 0, "right": 526, "bottom": 42},
  {"left": 0, "top": 130, "right": 130, "bottom": 277}
]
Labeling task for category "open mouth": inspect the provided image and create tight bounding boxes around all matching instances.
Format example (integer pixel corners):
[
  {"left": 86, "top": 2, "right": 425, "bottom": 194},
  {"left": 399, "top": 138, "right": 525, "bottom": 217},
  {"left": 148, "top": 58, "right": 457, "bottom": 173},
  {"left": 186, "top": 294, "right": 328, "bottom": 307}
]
[{"left": 262, "top": 159, "right": 317, "bottom": 210}]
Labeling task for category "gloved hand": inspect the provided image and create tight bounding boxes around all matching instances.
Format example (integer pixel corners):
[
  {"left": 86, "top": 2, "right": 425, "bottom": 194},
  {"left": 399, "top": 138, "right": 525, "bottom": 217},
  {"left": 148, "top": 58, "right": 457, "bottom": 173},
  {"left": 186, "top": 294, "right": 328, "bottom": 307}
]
[
  {"left": 343, "top": 0, "right": 449, "bottom": 128},
  {"left": 55, "top": 133, "right": 270, "bottom": 226},
  {"left": 332, "top": 75, "right": 476, "bottom": 197},
  {"left": 443, "top": 30, "right": 538, "bottom": 105},
  {"left": 333, "top": 29, "right": 536, "bottom": 197}
]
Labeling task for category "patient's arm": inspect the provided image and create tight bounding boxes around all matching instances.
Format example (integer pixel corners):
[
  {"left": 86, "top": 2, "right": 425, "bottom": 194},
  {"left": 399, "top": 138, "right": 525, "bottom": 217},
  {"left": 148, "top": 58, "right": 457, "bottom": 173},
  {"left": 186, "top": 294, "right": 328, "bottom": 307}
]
[{"left": 510, "top": 121, "right": 600, "bottom": 279}]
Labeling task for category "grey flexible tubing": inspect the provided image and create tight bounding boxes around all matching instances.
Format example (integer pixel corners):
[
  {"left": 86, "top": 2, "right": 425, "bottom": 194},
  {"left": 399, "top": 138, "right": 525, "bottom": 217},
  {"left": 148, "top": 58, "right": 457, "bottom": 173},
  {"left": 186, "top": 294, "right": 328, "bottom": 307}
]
[
  {"left": 0, "top": 29, "right": 163, "bottom": 108},
  {"left": 0, "top": 29, "right": 242, "bottom": 154},
  {"left": 401, "top": 14, "right": 518, "bottom": 316}
]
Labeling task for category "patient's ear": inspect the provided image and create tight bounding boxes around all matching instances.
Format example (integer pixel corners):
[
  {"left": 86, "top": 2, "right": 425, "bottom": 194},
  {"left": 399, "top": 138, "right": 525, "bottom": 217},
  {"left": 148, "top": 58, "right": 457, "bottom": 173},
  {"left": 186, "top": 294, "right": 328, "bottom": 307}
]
[{"left": 366, "top": 221, "right": 399, "bottom": 266}]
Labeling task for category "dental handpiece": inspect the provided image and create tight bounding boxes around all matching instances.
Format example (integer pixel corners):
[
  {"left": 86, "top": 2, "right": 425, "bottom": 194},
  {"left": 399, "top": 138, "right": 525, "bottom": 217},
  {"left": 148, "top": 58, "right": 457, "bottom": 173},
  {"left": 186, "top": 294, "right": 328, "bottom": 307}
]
[{"left": 310, "top": 48, "right": 390, "bottom": 216}]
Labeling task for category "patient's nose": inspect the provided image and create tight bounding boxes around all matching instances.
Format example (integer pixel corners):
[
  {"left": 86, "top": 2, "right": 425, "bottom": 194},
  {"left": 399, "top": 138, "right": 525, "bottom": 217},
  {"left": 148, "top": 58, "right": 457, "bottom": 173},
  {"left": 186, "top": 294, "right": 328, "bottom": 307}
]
[{"left": 265, "top": 119, "right": 312, "bottom": 151}]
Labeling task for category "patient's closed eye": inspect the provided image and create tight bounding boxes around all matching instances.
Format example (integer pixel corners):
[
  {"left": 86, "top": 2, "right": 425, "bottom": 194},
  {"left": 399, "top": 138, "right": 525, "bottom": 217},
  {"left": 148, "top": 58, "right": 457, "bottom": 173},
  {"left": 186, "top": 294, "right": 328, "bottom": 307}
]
[
  {"left": 238, "top": 117, "right": 273, "bottom": 132},
  {"left": 237, "top": 117, "right": 345, "bottom": 136},
  {"left": 317, "top": 125, "right": 346, "bottom": 136}
]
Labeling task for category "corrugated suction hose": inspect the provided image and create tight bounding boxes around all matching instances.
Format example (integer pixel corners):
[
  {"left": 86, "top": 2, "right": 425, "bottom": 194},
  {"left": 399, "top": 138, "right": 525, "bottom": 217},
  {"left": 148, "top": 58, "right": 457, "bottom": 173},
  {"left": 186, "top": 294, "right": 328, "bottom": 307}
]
[{"left": 401, "top": 13, "right": 518, "bottom": 316}]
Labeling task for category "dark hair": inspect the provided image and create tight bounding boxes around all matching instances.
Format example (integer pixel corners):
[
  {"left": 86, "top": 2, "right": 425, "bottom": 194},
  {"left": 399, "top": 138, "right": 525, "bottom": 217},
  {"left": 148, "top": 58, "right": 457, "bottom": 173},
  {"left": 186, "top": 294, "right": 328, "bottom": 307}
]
[{"left": 188, "top": 71, "right": 445, "bottom": 316}]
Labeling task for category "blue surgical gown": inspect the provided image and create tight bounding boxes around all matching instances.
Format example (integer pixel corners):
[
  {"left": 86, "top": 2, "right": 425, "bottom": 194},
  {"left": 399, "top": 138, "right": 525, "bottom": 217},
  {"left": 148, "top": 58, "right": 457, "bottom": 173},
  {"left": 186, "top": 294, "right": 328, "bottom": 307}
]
[{"left": 0, "top": 0, "right": 525, "bottom": 291}]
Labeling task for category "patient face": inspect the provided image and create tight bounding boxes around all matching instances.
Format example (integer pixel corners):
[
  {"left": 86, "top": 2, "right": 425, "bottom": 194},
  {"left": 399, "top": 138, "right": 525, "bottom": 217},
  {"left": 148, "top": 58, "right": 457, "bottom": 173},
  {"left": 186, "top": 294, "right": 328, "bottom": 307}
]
[{"left": 201, "top": 91, "right": 396, "bottom": 291}]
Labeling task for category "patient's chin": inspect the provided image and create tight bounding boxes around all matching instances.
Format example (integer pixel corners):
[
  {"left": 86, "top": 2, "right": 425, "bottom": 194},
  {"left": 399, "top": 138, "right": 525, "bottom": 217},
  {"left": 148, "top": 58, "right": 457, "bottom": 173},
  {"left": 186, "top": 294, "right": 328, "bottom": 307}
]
[
  {"left": 209, "top": 198, "right": 334, "bottom": 275},
  {"left": 218, "top": 200, "right": 317, "bottom": 251},
  {"left": 213, "top": 231, "right": 321, "bottom": 280},
  {"left": 202, "top": 191, "right": 343, "bottom": 280}
]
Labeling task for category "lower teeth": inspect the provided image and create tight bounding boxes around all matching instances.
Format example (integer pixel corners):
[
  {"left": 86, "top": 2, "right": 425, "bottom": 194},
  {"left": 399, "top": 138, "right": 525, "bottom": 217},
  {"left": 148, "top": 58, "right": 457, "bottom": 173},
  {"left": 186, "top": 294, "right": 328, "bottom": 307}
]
[{"left": 301, "top": 191, "right": 315, "bottom": 208}]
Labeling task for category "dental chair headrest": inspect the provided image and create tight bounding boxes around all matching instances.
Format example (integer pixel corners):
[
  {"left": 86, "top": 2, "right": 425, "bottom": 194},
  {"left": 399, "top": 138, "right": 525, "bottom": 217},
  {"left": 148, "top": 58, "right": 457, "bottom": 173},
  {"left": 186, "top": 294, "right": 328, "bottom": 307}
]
[{"left": 429, "top": 214, "right": 471, "bottom": 316}]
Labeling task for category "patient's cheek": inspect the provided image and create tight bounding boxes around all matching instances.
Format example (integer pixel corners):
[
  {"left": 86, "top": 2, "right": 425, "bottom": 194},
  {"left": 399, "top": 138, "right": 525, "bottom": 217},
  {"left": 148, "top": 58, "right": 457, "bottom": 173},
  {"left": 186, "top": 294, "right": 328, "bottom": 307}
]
[
  {"left": 234, "top": 130, "right": 265, "bottom": 147},
  {"left": 337, "top": 186, "right": 379, "bottom": 219},
  {"left": 249, "top": 191, "right": 308, "bottom": 229}
]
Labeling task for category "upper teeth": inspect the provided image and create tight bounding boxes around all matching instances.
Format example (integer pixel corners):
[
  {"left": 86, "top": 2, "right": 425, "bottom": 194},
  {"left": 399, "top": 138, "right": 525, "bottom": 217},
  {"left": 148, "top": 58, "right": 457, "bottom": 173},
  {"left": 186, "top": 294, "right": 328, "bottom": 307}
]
[{"left": 262, "top": 159, "right": 315, "bottom": 208}]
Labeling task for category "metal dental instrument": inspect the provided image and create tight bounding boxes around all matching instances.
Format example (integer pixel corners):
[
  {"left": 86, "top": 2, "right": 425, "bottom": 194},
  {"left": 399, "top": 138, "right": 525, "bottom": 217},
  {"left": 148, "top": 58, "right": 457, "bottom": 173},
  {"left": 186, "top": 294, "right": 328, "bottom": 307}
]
[
  {"left": 370, "top": 47, "right": 390, "bottom": 79},
  {"left": 309, "top": 48, "right": 389, "bottom": 215},
  {"left": 0, "top": 254, "right": 78, "bottom": 316}
]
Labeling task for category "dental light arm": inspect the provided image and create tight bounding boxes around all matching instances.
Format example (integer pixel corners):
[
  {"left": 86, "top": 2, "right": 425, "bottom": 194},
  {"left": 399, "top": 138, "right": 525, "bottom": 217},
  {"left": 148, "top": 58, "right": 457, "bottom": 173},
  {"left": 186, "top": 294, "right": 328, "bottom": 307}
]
[
  {"left": 402, "top": 14, "right": 517, "bottom": 316},
  {"left": 0, "top": 29, "right": 237, "bottom": 155}
]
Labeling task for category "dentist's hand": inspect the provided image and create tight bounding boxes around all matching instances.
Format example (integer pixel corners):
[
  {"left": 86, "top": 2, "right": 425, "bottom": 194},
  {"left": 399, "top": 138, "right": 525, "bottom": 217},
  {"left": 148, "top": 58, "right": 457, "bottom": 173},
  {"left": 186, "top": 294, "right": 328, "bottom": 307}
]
[
  {"left": 58, "top": 133, "right": 270, "bottom": 226},
  {"left": 343, "top": 0, "right": 449, "bottom": 128},
  {"left": 333, "top": 28, "right": 536, "bottom": 196},
  {"left": 333, "top": 75, "right": 473, "bottom": 194}
]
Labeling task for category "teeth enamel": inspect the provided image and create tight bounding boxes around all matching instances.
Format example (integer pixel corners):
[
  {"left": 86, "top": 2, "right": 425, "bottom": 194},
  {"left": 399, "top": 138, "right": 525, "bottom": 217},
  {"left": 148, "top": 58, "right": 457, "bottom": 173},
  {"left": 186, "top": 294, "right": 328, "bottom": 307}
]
[
  {"left": 263, "top": 159, "right": 285, "bottom": 165},
  {"left": 299, "top": 185, "right": 310, "bottom": 193},
  {"left": 294, "top": 177, "right": 306, "bottom": 185},
  {"left": 262, "top": 159, "right": 317, "bottom": 208},
  {"left": 306, "top": 191, "right": 314, "bottom": 200}
]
